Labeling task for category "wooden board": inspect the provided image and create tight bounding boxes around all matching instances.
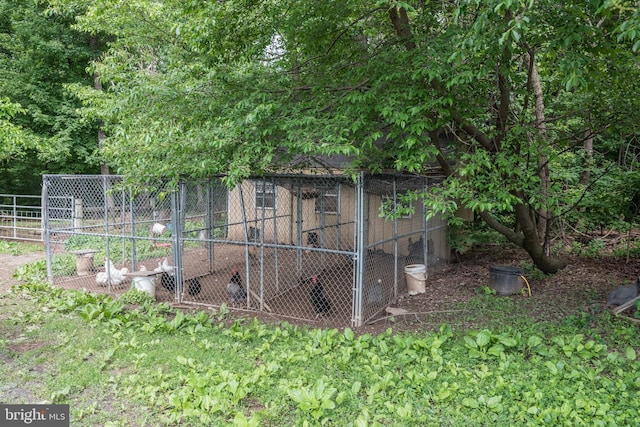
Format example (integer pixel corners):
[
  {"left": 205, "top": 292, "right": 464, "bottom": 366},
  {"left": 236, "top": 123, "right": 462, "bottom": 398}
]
[{"left": 613, "top": 295, "right": 640, "bottom": 315}]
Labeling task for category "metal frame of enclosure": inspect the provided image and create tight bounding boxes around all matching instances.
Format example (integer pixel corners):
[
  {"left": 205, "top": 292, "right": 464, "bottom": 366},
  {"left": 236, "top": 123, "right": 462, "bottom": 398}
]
[{"left": 43, "top": 173, "right": 448, "bottom": 327}]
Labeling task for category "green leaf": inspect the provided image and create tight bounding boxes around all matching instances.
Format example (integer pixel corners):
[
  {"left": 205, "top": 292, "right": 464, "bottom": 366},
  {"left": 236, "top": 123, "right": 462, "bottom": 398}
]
[
  {"left": 462, "top": 397, "right": 479, "bottom": 408},
  {"left": 476, "top": 330, "right": 492, "bottom": 348},
  {"left": 344, "top": 328, "right": 355, "bottom": 341},
  {"left": 464, "top": 335, "right": 478, "bottom": 349},
  {"left": 527, "top": 335, "right": 543, "bottom": 348},
  {"left": 486, "top": 395, "right": 502, "bottom": 409},
  {"left": 625, "top": 347, "right": 637, "bottom": 361},
  {"left": 498, "top": 336, "right": 517, "bottom": 347},
  {"left": 352, "top": 381, "right": 362, "bottom": 395}
]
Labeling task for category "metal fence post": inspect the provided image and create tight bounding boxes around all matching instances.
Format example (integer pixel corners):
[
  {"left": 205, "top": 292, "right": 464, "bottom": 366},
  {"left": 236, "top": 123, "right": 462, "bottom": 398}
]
[
  {"left": 172, "top": 185, "right": 184, "bottom": 302},
  {"left": 42, "top": 177, "right": 53, "bottom": 282},
  {"left": 73, "top": 198, "right": 83, "bottom": 230},
  {"left": 352, "top": 172, "right": 365, "bottom": 327}
]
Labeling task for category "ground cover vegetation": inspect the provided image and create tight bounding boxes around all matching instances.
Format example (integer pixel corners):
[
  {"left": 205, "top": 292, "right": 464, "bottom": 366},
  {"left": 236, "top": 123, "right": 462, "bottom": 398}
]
[{"left": 0, "top": 277, "right": 638, "bottom": 426}]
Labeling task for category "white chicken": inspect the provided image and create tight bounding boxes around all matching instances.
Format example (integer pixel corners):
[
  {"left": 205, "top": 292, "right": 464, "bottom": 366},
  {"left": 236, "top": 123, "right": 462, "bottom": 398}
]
[
  {"left": 160, "top": 257, "right": 175, "bottom": 276},
  {"left": 154, "top": 260, "right": 163, "bottom": 273},
  {"left": 96, "top": 258, "right": 129, "bottom": 287}
]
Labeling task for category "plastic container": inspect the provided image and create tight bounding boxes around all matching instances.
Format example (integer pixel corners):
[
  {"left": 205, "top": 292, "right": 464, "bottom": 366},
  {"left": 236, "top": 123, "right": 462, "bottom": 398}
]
[
  {"left": 488, "top": 265, "right": 524, "bottom": 295},
  {"left": 152, "top": 223, "right": 166, "bottom": 235},
  {"left": 405, "top": 264, "right": 427, "bottom": 295},
  {"left": 132, "top": 276, "right": 156, "bottom": 297}
]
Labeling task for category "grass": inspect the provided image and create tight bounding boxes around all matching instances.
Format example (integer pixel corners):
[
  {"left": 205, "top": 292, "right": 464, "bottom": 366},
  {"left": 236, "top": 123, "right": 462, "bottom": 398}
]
[{"left": 1, "top": 281, "right": 639, "bottom": 426}]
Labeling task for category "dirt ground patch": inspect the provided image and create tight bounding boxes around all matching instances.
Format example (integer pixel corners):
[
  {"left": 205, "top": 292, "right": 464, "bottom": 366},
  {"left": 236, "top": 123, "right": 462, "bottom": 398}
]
[
  {"left": 254, "top": 245, "right": 640, "bottom": 333},
  {"left": 368, "top": 245, "right": 640, "bottom": 333},
  {"left": 0, "top": 251, "right": 45, "bottom": 293}
]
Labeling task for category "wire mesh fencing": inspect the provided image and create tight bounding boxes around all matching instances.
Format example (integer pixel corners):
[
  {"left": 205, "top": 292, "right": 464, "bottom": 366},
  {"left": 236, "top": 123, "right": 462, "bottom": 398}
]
[{"left": 43, "top": 173, "right": 448, "bottom": 327}]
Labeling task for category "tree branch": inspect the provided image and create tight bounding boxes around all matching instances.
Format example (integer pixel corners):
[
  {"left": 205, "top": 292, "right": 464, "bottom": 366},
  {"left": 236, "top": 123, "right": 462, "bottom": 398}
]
[
  {"left": 494, "top": 11, "right": 514, "bottom": 149},
  {"left": 477, "top": 209, "right": 523, "bottom": 246},
  {"left": 430, "top": 130, "right": 453, "bottom": 176},
  {"left": 451, "top": 113, "right": 495, "bottom": 151},
  {"left": 388, "top": 6, "right": 415, "bottom": 50},
  {"left": 388, "top": 6, "right": 495, "bottom": 153}
]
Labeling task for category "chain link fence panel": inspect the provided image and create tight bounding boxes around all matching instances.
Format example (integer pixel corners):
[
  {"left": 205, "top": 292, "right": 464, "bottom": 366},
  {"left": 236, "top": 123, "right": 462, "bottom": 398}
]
[{"left": 44, "top": 173, "right": 448, "bottom": 327}]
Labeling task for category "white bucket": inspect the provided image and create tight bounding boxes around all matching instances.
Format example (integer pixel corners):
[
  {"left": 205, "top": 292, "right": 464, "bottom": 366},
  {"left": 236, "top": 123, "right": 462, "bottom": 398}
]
[
  {"left": 404, "top": 264, "right": 427, "bottom": 295},
  {"left": 152, "top": 223, "right": 166, "bottom": 235},
  {"left": 132, "top": 276, "right": 156, "bottom": 298}
]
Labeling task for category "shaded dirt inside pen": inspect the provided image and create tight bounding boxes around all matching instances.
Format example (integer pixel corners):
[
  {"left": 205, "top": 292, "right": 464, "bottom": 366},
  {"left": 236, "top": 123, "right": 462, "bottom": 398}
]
[{"left": 1, "top": 243, "right": 639, "bottom": 333}]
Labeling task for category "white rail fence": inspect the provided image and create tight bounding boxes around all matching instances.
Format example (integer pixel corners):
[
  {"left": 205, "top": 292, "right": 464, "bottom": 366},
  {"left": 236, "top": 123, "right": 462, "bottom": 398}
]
[{"left": 0, "top": 194, "right": 45, "bottom": 242}]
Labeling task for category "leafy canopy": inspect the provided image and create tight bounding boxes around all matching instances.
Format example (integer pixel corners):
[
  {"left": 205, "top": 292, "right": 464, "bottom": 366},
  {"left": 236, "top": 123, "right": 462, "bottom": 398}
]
[
  {"left": 57, "top": 0, "right": 640, "bottom": 272},
  {"left": 0, "top": 0, "right": 102, "bottom": 193}
]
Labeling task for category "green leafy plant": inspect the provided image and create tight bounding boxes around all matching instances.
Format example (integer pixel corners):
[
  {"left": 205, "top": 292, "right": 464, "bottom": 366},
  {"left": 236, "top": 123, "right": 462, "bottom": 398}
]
[
  {"left": 77, "top": 298, "right": 125, "bottom": 323},
  {"left": 12, "top": 259, "right": 47, "bottom": 282},
  {"left": 15, "top": 254, "right": 76, "bottom": 280},
  {"left": 519, "top": 261, "right": 546, "bottom": 281},
  {"left": 119, "top": 288, "right": 155, "bottom": 306},
  {"left": 0, "top": 241, "right": 42, "bottom": 255},
  {"left": 449, "top": 222, "right": 506, "bottom": 256},
  {"left": 585, "top": 239, "right": 605, "bottom": 258},
  {"left": 52, "top": 254, "right": 77, "bottom": 277},
  {"left": 3, "top": 278, "right": 640, "bottom": 426},
  {"left": 479, "top": 285, "right": 496, "bottom": 296},
  {"left": 463, "top": 329, "right": 519, "bottom": 360},
  {"left": 288, "top": 378, "right": 338, "bottom": 421},
  {"left": 550, "top": 334, "right": 607, "bottom": 360}
]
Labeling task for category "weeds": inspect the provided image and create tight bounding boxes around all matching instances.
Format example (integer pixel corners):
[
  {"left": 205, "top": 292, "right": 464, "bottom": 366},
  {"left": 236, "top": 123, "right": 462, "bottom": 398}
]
[
  {"left": 1, "top": 281, "right": 639, "bottom": 426},
  {"left": 0, "top": 241, "right": 42, "bottom": 255}
]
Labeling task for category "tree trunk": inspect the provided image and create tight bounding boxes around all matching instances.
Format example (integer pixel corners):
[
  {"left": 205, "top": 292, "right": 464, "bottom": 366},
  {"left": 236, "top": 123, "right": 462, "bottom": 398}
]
[
  {"left": 479, "top": 204, "right": 567, "bottom": 274},
  {"left": 89, "top": 35, "right": 110, "bottom": 176},
  {"left": 389, "top": 8, "right": 566, "bottom": 274},
  {"left": 579, "top": 129, "right": 593, "bottom": 185},
  {"left": 528, "top": 51, "right": 549, "bottom": 251},
  {"left": 514, "top": 203, "right": 566, "bottom": 273}
]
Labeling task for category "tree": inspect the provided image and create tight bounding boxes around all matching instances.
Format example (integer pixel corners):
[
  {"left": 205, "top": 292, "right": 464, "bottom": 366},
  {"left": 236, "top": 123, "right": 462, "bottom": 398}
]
[
  {"left": 0, "top": 0, "right": 103, "bottom": 194},
  {"left": 66, "top": 0, "right": 640, "bottom": 273},
  {"left": 0, "top": 98, "right": 30, "bottom": 160}
]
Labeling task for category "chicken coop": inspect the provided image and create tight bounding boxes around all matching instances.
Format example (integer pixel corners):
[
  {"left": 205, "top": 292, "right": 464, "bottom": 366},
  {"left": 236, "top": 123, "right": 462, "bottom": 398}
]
[{"left": 43, "top": 173, "right": 448, "bottom": 327}]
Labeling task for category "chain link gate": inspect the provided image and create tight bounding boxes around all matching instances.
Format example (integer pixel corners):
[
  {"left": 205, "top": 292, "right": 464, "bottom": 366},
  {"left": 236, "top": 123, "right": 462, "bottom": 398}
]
[{"left": 43, "top": 173, "right": 448, "bottom": 327}]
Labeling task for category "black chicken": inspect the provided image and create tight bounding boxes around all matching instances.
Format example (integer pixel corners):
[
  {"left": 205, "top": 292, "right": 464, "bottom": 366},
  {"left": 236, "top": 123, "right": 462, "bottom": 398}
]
[
  {"left": 310, "top": 275, "right": 331, "bottom": 316},
  {"left": 405, "top": 236, "right": 424, "bottom": 265},
  {"left": 607, "top": 277, "right": 640, "bottom": 306},
  {"left": 308, "top": 232, "right": 320, "bottom": 248},
  {"left": 227, "top": 267, "right": 247, "bottom": 304},
  {"left": 160, "top": 272, "right": 175, "bottom": 293},
  {"left": 187, "top": 278, "right": 202, "bottom": 297}
]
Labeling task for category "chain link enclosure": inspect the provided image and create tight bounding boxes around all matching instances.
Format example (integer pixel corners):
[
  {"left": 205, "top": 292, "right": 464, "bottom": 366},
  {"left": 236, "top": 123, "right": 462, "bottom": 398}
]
[{"left": 43, "top": 173, "right": 448, "bottom": 327}]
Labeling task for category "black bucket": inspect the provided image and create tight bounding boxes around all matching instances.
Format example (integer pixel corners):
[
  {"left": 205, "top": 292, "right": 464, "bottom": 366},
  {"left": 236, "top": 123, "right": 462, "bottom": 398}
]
[{"left": 488, "top": 265, "right": 524, "bottom": 295}]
